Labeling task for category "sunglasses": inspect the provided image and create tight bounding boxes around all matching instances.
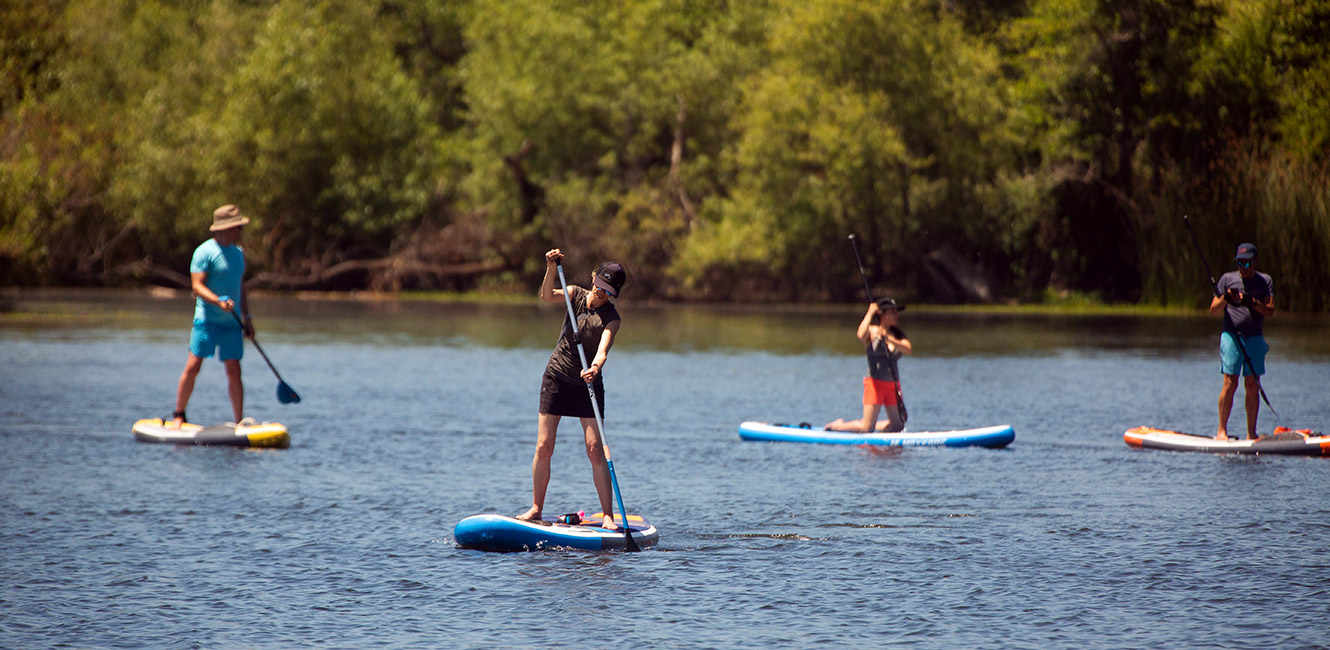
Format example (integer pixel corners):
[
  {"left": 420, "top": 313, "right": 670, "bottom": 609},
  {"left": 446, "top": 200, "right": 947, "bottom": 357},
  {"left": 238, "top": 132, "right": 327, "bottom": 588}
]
[{"left": 1237, "top": 259, "right": 1252, "bottom": 268}]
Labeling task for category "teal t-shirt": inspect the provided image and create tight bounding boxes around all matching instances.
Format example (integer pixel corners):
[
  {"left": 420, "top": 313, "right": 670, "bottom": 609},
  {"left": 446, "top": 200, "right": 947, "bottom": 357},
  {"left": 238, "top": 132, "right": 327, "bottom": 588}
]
[{"left": 190, "top": 238, "right": 246, "bottom": 325}]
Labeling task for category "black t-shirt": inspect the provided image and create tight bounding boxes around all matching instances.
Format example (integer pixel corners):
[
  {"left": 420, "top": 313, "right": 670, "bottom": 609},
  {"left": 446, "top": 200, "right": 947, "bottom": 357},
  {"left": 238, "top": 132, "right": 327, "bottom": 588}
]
[
  {"left": 545, "top": 285, "right": 621, "bottom": 383},
  {"left": 1217, "top": 270, "right": 1273, "bottom": 336}
]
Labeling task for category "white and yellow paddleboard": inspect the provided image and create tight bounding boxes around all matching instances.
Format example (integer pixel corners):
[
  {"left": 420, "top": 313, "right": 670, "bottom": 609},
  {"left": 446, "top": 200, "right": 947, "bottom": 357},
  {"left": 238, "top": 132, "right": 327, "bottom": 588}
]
[{"left": 132, "top": 418, "right": 290, "bottom": 449}]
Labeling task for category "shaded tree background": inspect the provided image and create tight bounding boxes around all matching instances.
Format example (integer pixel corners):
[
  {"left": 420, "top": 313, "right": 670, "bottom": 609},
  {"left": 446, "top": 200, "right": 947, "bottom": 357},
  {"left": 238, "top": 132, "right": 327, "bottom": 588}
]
[{"left": 2, "top": 0, "right": 1327, "bottom": 310}]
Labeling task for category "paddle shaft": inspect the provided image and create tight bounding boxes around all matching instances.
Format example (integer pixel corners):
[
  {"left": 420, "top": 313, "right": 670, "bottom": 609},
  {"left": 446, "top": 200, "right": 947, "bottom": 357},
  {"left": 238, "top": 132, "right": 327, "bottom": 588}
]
[
  {"left": 554, "top": 262, "right": 640, "bottom": 551},
  {"left": 230, "top": 311, "right": 282, "bottom": 379},
  {"left": 230, "top": 310, "right": 300, "bottom": 403},
  {"left": 848, "top": 234, "right": 874, "bottom": 302},
  {"left": 1181, "top": 215, "right": 1278, "bottom": 420}
]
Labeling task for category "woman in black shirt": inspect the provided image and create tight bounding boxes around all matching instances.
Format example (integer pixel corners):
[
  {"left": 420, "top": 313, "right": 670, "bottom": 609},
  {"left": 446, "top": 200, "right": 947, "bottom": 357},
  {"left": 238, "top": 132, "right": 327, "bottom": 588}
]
[{"left": 516, "top": 249, "right": 627, "bottom": 529}]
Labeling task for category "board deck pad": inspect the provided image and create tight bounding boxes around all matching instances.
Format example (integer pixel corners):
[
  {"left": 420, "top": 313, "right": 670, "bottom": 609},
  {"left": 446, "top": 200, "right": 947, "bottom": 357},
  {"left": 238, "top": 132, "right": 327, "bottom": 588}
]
[
  {"left": 529, "top": 512, "right": 646, "bottom": 528},
  {"left": 1125, "top": 426, "right": 1329, "bottom": 456}
]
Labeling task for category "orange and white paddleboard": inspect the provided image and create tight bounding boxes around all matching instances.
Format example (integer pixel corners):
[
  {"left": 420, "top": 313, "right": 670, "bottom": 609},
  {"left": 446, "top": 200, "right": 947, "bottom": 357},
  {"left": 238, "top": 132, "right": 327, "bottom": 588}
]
[{"left": 1124, "top": 426, "right": 1329, "bottom": 456}]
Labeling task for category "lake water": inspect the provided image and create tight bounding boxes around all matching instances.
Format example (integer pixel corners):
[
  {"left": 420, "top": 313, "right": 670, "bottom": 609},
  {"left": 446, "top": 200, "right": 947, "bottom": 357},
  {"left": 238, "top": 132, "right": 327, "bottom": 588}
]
[{"left": 3, "top": 289, "right": 1329, "bottom": 650}]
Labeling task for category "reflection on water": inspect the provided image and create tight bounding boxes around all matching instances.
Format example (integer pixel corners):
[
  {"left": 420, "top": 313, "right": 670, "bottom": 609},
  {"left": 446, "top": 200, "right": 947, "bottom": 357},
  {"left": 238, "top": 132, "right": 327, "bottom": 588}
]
[{"left": 6, "top": 288, "right": 1330, "bottom": 359}]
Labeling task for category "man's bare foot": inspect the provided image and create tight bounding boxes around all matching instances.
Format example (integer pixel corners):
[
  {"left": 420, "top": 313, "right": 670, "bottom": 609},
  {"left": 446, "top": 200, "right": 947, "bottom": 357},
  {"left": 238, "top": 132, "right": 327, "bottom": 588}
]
[
  {"left": 1215, "top": 432, "right": 1230, "bottom": 441},
  {"left": 515, "top": 506, "right": 541, "bottom": 521},
  {"left": 166, "top": 410, "right": 186, "bottom": 430}
]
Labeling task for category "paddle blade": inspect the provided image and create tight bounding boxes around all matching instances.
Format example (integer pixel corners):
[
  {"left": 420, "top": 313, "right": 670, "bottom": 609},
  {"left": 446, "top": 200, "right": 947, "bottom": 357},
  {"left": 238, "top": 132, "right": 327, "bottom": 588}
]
[
  {"left": 624, "top": 527, "right": 641, "bottom": 552},
  {"left": 277, "top": 381, "right": 301, "bottom": 404}
]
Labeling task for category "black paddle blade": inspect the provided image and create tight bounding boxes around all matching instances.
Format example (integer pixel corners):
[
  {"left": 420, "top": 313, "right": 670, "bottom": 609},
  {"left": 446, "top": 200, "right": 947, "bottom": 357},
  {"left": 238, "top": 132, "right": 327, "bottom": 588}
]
[
  {"left": 277, "top": 381, "right": 301, "bottom": 404},
  {"left": 624, "top": 527, "right": 641, "bottom": 552}
]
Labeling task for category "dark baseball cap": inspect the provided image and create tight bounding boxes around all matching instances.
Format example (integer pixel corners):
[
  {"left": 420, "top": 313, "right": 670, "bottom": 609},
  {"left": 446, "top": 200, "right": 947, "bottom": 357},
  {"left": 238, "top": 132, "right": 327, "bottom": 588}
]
[
  {"left": 1234, "top": 243, "right": 1257, "bottom": 260},
  {"left": 594, "top": 262, "right": 626, "bottom": 298},
  {"left": 876, "top": 297, "right": 905, "bottom": 312}
]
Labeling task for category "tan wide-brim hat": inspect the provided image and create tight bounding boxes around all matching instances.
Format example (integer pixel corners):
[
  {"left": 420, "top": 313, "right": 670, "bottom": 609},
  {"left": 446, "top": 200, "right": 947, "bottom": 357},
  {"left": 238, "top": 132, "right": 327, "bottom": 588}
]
[{"left": 210, "top": 204, "right": 251, "bottom": 232}]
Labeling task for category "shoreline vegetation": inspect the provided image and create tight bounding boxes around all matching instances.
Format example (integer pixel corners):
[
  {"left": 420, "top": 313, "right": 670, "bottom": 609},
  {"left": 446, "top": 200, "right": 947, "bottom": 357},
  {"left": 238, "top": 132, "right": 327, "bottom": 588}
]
[{"left": 3, "top": 2, "right": 1328, "bottom": 311}]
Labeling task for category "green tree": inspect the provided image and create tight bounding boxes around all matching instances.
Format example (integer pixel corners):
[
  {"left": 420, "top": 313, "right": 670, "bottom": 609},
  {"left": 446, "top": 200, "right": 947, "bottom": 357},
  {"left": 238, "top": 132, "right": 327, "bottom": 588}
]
[
  {"left": 1271, "top": 0, "right": 1330, "bottom": 163},
  {"left": 0, "top": 0, "right": 187, "bottom": 284},
  {"left": 458, "top": 0, "right": 767, "bottom": 294},
  {"left": 1006, "top": 0, "right": 1224, "bottom": 299},
  {"left": 0, "top": 0, "right": 67, "bottom": 114},
  {"left": 677, "top": 0, "right": 1015, "bottom": 300},
  {"left": 103, "top": 0, "right": 448, "bottom": 286}
]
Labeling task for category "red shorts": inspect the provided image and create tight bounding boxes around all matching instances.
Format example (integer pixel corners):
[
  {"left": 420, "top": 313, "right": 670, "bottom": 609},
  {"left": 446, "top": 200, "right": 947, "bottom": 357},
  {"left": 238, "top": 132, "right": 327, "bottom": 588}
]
[{"left": 862, "top": 377, "right": 899, "bottom": 406}]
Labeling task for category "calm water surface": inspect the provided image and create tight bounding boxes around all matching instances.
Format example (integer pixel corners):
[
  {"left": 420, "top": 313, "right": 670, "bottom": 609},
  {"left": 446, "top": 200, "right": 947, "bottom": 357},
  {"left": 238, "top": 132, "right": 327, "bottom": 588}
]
[{"left": 3, "top": 290, "right": 1329, "bottom": 649}]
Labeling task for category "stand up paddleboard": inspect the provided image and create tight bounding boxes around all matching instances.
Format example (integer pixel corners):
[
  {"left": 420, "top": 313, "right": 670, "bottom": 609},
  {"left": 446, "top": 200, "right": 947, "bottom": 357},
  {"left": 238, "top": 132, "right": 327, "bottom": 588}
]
[
  {"left": 738, "top": 421, "right": 1014, "bottom": 448},
  {"left": 132, "top": 418, "right": 290, "bottom": 449},
  {"left": 454, "top": 512, "right": 659, "bottom": 552},
  {"left": 1125, "top": 426, "right": 1329, "bottom": 456}
]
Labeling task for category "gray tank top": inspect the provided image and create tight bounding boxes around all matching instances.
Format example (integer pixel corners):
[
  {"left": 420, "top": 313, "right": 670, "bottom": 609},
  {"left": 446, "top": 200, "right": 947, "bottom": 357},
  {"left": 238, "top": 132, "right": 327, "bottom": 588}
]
[{"left": 865, "top": 326, "right": 904, "bottom": 382}]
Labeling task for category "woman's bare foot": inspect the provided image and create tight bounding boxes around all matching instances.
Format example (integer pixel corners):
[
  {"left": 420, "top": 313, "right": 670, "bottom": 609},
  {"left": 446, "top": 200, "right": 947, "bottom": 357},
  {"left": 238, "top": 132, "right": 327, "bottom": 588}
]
[
  {"left": 599, "top": 515, "right": 620, "bottom": 531},
  {"left": 515, "top": 506, "right": 541, "bottom": 521}
]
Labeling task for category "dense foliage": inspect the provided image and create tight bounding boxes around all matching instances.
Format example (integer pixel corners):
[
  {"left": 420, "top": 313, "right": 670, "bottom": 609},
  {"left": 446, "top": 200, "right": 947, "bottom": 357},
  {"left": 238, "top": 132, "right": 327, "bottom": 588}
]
[{"left": 2, "top": 0, "right": 1327, "bottom": 309}]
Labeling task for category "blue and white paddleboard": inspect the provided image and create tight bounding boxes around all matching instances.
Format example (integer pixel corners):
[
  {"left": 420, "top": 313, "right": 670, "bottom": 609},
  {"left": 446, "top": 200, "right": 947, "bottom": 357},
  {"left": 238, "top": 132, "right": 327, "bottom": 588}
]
[
  {"left": 738, "top": 421, "right": 1015, "bottom": 448},
  {"left": 454, "top": 512, "right": 659, "bottom": 552}
]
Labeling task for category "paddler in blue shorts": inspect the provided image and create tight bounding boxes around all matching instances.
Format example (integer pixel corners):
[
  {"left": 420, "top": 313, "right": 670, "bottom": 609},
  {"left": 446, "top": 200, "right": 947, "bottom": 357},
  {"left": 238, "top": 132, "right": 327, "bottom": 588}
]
[
  {"left": 1210, "top": 242, "right": 1274, "bottom": 441},
  {"left": 167, "top": 205, "right": 256, "bottom": 429},
  {"left": 826, "top": 298, "right": 912, "bottom": 433},
  {"left": 516, "top": 249, "right": 627, "bottom": 529}
]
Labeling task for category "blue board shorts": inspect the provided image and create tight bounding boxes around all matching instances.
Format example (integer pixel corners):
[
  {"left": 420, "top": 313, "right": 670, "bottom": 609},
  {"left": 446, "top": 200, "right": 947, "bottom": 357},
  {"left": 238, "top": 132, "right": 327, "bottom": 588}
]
[
  {"left": 1220, "top": 331, "right": 1267, "bottom": 376},
  {"left": 189, "top": 320, "right": 244, "bottom": 361}
]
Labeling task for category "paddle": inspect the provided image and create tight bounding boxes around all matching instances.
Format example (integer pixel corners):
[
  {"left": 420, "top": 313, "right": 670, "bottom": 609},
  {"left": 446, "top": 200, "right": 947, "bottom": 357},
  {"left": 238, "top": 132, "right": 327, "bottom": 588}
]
[
  {"left": 848, "top": 234, "right": 906, "bottom": 424},
  {"left": 554, "top": 261, "right": 640, "bottom": 552},
  {"left": 231, "top": 310, "right": 301, "bottom": 404},
  {"left": 1181, "top": 215, "right": 1277, "bottom": 420},
  {"left": 849, "top": 234, "right": 874, "bottom": 303}
]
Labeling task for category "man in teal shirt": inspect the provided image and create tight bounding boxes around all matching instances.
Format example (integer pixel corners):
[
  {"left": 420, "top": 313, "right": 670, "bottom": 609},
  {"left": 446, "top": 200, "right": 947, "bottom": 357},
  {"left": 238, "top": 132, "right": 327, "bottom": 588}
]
[{"left": 168, "top": 205, "right": 255, "bottom": 429}]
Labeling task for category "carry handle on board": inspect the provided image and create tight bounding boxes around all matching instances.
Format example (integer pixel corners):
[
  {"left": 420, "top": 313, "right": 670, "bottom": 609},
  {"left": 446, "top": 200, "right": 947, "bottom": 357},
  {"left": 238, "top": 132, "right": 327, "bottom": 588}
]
[{"left": 555, "top": 260, "right": 640, "bottom": 552}]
